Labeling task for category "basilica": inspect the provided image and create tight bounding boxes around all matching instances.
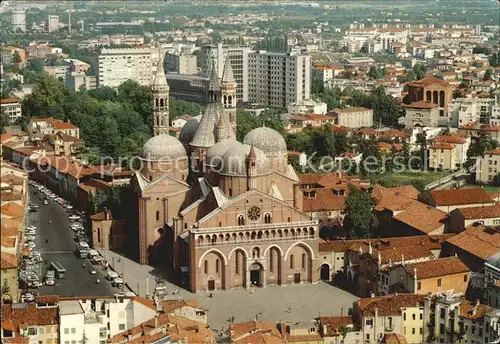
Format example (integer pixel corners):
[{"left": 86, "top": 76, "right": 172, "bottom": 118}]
[{"left": 131, "top": 55, "right": 320, "bottom": 293}]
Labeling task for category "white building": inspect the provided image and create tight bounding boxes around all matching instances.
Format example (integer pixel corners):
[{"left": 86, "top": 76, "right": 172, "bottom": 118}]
[
  {"left": 164, "top": 51, "right": 197, "bottom": 75},
  {"left": 287, "top": 99, "right": 327, "bottom": 115},
  {"left": 476, "top": 148, "right": 500, "bottom": 184},
  {"left": 66, "top": 72, "right": 97, "bottom": 92},
  {"left": 47, "top": 15, "right": 59, "bottom": 32},
  {"left": 12, "top": 9, "right": 26, "bottom": 32},
  {"left": 248, "top": 51, "right": 311, "bottom": 109},
  {"left": 58, "top": 296, "right": 157, "bottom": 344},
  {"left": 331, "top": 107, "right": 373, "bottom": 129},
  {"left": 448, "top": 97, "right": 495, "bottom": 127},
  {"left": 200, "top": 43, "right": 252, "bottom": 102},
  {"left": 0, "top": 97, "right": 22, "bottom": 123},
  {"left": 98, "top": 47, "right": 158, "bottom": 88}
]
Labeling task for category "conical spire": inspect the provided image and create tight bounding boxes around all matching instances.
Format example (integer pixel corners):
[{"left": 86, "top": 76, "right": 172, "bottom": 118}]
[
  {"left": 208, "top": 59, "right": 221, "bottom": 93},
  {"left": 221, "top": 58, "right": 235, "bottom": 84},
  {"left": 216, "top": 113, "right": 235, "bottom": 142},
  {"left": 154, "top": 50, "right": 169, "bottom": 89}
]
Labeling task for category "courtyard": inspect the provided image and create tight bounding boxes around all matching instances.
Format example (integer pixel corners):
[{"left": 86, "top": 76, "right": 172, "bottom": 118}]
[{"left": 98, "top": 249, "right": 359, "bottom": 331}]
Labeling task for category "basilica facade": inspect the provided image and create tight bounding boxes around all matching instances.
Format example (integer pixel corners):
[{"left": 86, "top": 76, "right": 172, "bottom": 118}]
[{"left": 131, "top": 55, "right": 320, "bottom": 293}]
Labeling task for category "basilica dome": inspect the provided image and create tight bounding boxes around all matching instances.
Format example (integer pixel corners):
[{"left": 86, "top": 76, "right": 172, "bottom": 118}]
[
  {"left": 243, "top": 127, "right": 287, "bottom": 156},
  {"left": 179, "top": 115, "right": 202, "bottom": 145},
  {"left": 140, "top": 134, "right": 187, "bottom": 161},
  {"left": 220, "top": 143, "right": 270, "bottom": 176},
  {"left": 205, "top": 138, "right": 239, "bottom": 167}
]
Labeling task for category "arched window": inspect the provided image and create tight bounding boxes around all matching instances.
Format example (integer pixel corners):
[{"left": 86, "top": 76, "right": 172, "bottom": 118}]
[
  {"left": 223, "top": 95, "right": 227, "bottom": 106},
  {"left": 156, "top": 98, "right": 159, "bottom": 107},
  {"left": 216, "top": 259, "right": 220, "bottom": 273},
  {"left": 439, "top": 91, "right": 445, "bottom": 107},
  {"left": 235, "top": 254, "right": 239, "bottom": 274},
  {"left": 426, "top": 90, "right": 431, "bottom": 102},
  {"left": 219, "top": 221, "right": 222, "bottom": 227},
  {"left": 287, "top": 217, "right": 291, "bottom": 222},
  {"left": 198, "top": 236, "right": 203, "bottom": 245},
  {"left": 302, "top": 253, "right": 306, "bottom": 270},
  {"left": 433, "top": 90, "right": 438, "bottom": 104},
  {"left": 264, "top": 213, "right": 272, "bottom": 224},
  {"left": 238, "top": 215, "right": 245, "bottom": 226},
  {"left": 156, "top": 211, "right": 160, "bottom": 221},
  {"left": 228, "top": 95, "right": 232, "bottom": 105},
  {"left": 204, "top": 260, "right": 208, "bottom": 274},
  {"left": 270, "top": 250, "right": 274, "bottom": 273},
  {"left": 290, "top": 255, "right": 294, "bottom": 270},
  {"left": 252, "top": 247, "right": 260, "bottom": 258},
  {"left": 160, "top": 98, "right": 164, "bottom": 107}
]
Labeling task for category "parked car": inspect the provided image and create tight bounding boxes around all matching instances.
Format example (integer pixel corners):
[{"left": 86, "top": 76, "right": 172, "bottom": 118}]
[{"left": 43, "top": 199, "right": 49, "bottom": 205}]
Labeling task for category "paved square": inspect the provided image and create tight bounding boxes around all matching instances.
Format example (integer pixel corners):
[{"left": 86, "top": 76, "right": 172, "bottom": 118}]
[{"left": 98, "top": 249, "right": 359, "bottom": 330}]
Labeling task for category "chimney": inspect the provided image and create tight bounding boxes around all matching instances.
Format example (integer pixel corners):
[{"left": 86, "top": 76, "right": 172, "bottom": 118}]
[
  {"left": 359, "top": 246, "right": 363, "bottom": 255},
  {"left": 368, "top": 242, "right": 373, "bottom": 254},
  {"left": 378, "top": 252, "right": 381, "bottom": 267},
  {"left": 401, "top": 254, "right": 405, "bottom": 265},
  {"left": 414, "top": 268, "right": 418, "bottom": 292},
  {"left": 154, "top": 315, "right": 158, "bottom": 329},
  {"left": 127, "top": 331, "right": 132, "bottom": 341},
  {"left": 389, "top": 259, "right": 392, "bottom": 267}
]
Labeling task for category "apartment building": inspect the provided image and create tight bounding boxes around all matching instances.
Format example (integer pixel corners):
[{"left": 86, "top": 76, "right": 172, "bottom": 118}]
[
  {"left": 476, "top": 147, "right": 500, "bottom": 184},
  {"left": 58, "top": 296, "right": 157, "bottom": 344},
  {"left": 404, "top": 101, "right": 439, "bottom": 129},
  {"left": 428, "top": 134, "right": 471, "bottom": 171},
  {"left": 353, "top": 294, "right": 426, "bottom": 344},
  {"left": 0, "top": 97, "right": 22, "bottom": 123},
  {"left": 200, "top": 43, "right": 252, "bottom": 102},
  {"left": 248, "top": 51, "right": 311, "bottom": 109},
  {"left": 287, "top": 99, "right": 327, "bottom": 115},
  {"left": 47, "top": 15, "right": 59, "bottom": 32},
  {"left": 66, "top": 72, "right": 97, "bottom": 92},
  {"left": 449, "top": 204, "right": 500, "bottom": 232},
  {"left": 28, "top": 117, "right": 80, "bottom": 141},
  {"left": 386, "top": 257, "right": 470, "bottom": 296},
  {"left": 312, "top": 64, "right": 344, "bottom": 85},
  {"left": 164, "top": 51, "right": 197, "bottom": 75},
  {"left": 331, "top": 107, "right": 373, "bottom": 129},
  {"left": 98, "top": 47, "right": 155, "bottom": 88},
  {"left": 448, "top": 97, "right": 495, "bottom": 127},
  {"left": 43, "top": 65, "right": 69, "bottom": 81}
]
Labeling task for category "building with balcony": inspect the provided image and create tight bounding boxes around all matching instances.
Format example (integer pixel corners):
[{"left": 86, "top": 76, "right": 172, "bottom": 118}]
[
  {"left": 0, "top": 97, "right": 22, "bottom": 124},
  {"left": 476, "top": 147, "right": 500, "bottom": 184}
]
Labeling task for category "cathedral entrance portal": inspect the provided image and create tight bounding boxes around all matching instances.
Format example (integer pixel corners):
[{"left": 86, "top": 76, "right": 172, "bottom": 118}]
[{"left": 249, "top": 263, "right": 263, "bottom": 287}]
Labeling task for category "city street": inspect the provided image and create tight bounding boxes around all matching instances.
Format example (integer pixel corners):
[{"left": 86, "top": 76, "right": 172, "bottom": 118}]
[{"left": 27, "top": 186, "right": 120, "bottom": 297}]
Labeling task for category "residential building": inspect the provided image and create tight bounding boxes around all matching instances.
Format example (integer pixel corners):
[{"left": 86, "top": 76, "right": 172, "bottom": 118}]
[
  {"left": 159, "top": 300, "right": 208, "bottom": 325},
  {"left": 428, "top": 134, "right": 471, "bottom": 171},
  {"left": 98, "top": 47, "right": 155, "bottom": 88},
  {"left": 449, "top": 204, "right": 500, "bottom": 232},
  {"left": 406, "top": 76, "right": 455, "bottom": 126},
  {"left": 458, "top": 123, "right": 500, "bottom": 142},
  {"left": 419, "top": 188, "right": 495, "bottom": 214},
  {"left": 66, "top": 72, "right": 97, "bottom": 92},
  {"left": 404, "top": 101, "right": 439, "bottom": 129},
  {"left": 11, "top": 9, "right": 26, "bottom": 32},
  {"left": 476, "top": 148, "right": 500, "bottom": 184},
  {"left": 0, "top": 46, "right": 26, "bottom": 66},
  {"left": 287, "top": 113, "right": 336, "bottom": 132},
  {"left": 448, "top": 97, "right": 495, "bottom": 127},
  {"left": 0, "top": 250, "right": 18, "bottom": 304},
  {"left": 39, "top": 132, "right": 83, "bottom": 157},
  {"left": 200, "top": 43, "right": 252, "bottom": 102},
  {"left": 58, "top": 295, "right": 157, "bottom": 344},
  {"left": 353, "top": 294, "right": 426, "bottom": 344},
  {"left": 248, "top": 51, "right": 311, "bottom": 109},
  {"left": 164, "top": 51, "right": 197, "bottom": 75},
  {"left": 43, "top": 65, "right": 69, "bottom": 81},
  {"left": 28, "top": 117, "right": 80, "bottom": 141},
  {"left": 443, "top": 223, "right": 500, "bottom": 271},
  {"left": 281, "top": 321, "right": 323, "bottom": 343},
  {"left": 1, "top": 297, "right": 59, "bottom": 344},
  {"left": 0, "top": 97, "right": 22, "bottom": 123},
  {"left": 387, "top": 257, "right": 470, "bottom": 296},
  {"left": 316, "top": 316, "right": 354, "bottom": 344},
  {"left": 47, "top": 15, "right": 59, "bottom": 32},
  {"left": 373, "top": 185, "right": 448, "bottom": 237},
  {"left": 312, "top": 64, "right": 344, "bottom": 85},
  {"left": 287, "top": 99, "right": 328, "bottom": 115},
  {"left": 330, "top": 107, "right": 374, "bottom": 129},
  {"left": 65, "top": 59, "right": 91, "bottom": 73}
]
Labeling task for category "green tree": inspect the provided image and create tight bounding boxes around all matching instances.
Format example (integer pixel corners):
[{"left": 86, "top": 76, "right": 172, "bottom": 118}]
[
  {"left": 402, "top": 140, "right": 411, "bottom": 166},
  {"left": 334, "top": 133, "right": 349, "bottom": 155},
  {"left": 169, "top": 99, "right": 201, "bottom": 123},
  {"left": 323, "top": 124, "right": 336, "bottom": 156},
  {"left": 489, "top": 52, "right": 500, "bottom": 67},
  {"left": 483, "top": 69, "right": 492, "bottom": 81},
  {"left": 368, "top": 66, "right": 386, "bottom": 80},
  {"left": 416, "top": 130, "right": 428, "bottom": 170},
  {"left": 236, "top": 109, "right": 261, "bottom": 141},
  {"left": 413, "top": 63, "right": 427, "bottom": 80},
  {"left": 22, "top": 73, "right": 67, "bottom": 118},
  {"left": 0, "top": 108, "right": 9, "bottom": 133},
  {"left": 343, "top": 185, "right": 377, "bottom": 239},
  {"left": 260, "top": 109, "right": 284, "bottom": 135},
  {"left": 117, "top": 80, "right": 152, "bottom": 124},
  {"left": 11, "top": 50, "right": 22, "bottom": 66}
]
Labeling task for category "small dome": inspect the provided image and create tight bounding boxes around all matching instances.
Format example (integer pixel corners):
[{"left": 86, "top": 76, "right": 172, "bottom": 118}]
[
  {"left": 179, "top": 115, "right": 202, "bottom": 145},
  {"left": 220, "top": 143, "right": 270, "bottom": 176},
  {"left": 243, "top": 127, "right": 287, "bottom": 156},
  {"left": 205, "top": 139, "right": 239, "bottom": 166},
  {"left": 141, "top": 134, "right": 187, "bottom": 161}
]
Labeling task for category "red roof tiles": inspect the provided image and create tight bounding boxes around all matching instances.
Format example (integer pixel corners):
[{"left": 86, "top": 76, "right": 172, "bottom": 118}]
[
  {"left": 428, "top": 188, "right": 493, "bottom": 206},
  {"left": 445, "top": 223, "right": 500, "bottom": 260},
  {"left": 405, "top": 257, "right": 470, "bottom": 279}
]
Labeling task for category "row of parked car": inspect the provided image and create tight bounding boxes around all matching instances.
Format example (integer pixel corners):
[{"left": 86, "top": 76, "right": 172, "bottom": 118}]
[{"left": 29, "top": 180, "right": 74, "bottom": 210}]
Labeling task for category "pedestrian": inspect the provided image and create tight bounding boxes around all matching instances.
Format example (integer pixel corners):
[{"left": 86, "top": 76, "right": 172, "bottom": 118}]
[{"left": 45, "top": 239, "right": 49, "bottom": 244}]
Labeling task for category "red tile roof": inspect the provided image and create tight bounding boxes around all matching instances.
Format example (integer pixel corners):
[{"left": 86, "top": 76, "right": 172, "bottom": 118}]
[
  {"left": 434, "top": 134, "right": 467, "bottom": 145},
  {"left": 393, "top": 201, "right": 448, "bottom": 234},
  {"left": 408, "top": 75, "right": 449, "bottom": 86},
  {"left": 0, "top": 202, "right": 24, "bottom": 219},
  {"left": 160, "top": 299, "right": 208, "bottom": 313},
  {"left": 428, "top": 188, "right": 493, "bottom": 206},
  {"left": 1, "top": 251, "right": 17, "bottom": 268},
  {"left": 404, "top": 100, "right": 438, "bottom": 109},
  {"left": 356, "top": 294, "right": 425, "bottom": 316},
  {"left": 0, "top": 97, "right": 20, "bottom": 104},
  {"left": 459, "top": 300, "right": 496, "bottom": 320},
  {"left": 382, "top": 333, "right": 408, "bottom": 344},
  {"left": 405, "top": 257, "right": 470, "bottom": 279},
  {"left": 456, "top": 205, "right": 500, "bottom": 219},
  {"left": 303, "top": 189, "right": 345, "bottom": 212},
  {"left": 445, "top": 223, "right": 500, "bottom": 260}
]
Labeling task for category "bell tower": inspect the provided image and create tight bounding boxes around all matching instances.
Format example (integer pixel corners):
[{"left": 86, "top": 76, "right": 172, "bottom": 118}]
[
  {"left": 220, "top": 58, "right": 237, "bottom": 133},
  {"left": 152, "top": 50, "right": 170, "bottom": 136}
]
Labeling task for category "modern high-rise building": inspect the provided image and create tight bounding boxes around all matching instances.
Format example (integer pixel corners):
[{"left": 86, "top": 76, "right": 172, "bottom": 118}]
[
  {"left": 200, "top": 43, "right": 252, "bottom": 102},
  {"left": 98, "top": 47, "right": 156, "bottom": 88},
  {"left": 11, "top": 9, "right": 26, "bottom": 32},
  {"left": 248, "top": 51, "right": 311, "bottom": 109},
  {"left": 47, "top": 14, "right": 59, "bottom": 32}
]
